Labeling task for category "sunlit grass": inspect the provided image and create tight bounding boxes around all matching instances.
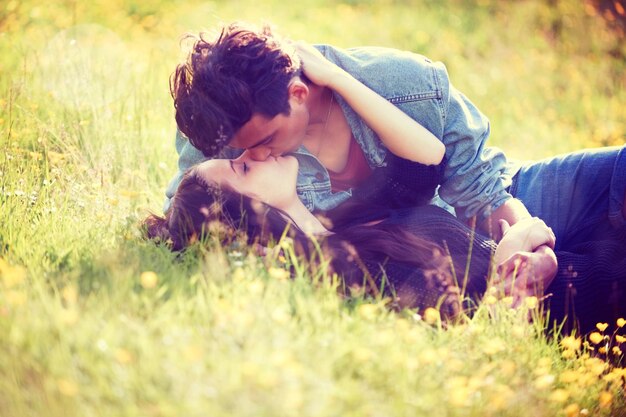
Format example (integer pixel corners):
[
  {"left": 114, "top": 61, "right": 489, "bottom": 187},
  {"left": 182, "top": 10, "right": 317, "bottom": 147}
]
[{"left": 1, "top": 0, "right": 625, "bottom": 416}]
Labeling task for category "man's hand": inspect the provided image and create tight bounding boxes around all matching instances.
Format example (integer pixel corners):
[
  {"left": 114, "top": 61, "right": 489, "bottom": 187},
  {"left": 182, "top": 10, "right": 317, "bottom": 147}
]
[
  {"left": 478, "top": 198, "right": 532, "bottom": 241},
  {"left": 494, "top": 217, "right": 556, "bottom": 265}
]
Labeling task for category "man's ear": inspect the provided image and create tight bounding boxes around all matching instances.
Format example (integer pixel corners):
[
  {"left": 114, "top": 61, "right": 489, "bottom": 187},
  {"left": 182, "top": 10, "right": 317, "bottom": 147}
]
[{"left": 287, "top": 78, "right": 309, "bottom": 104}]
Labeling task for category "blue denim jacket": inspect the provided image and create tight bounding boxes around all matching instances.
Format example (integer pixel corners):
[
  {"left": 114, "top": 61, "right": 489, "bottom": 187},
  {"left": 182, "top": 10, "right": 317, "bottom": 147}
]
[{"left": 164, "top": 44, "right": 520, "bottom": 220}]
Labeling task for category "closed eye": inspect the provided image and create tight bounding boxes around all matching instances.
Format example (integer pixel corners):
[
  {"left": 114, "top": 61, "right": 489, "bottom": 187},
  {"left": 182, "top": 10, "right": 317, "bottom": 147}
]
[{"left": 251, "top": 135, "right": 273, "bottom": 149}]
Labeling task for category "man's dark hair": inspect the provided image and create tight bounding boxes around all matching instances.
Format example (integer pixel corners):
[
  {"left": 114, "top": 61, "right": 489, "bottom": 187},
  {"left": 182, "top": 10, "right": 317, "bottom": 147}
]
[{"left": 170, "top": 22, "right": 301, "bottom": 157}]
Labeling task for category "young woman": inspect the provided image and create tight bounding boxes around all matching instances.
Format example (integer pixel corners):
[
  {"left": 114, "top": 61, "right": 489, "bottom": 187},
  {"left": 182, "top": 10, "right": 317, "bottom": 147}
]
[{"left": 146, "top": 154, "right": 626, "bottom": 333}]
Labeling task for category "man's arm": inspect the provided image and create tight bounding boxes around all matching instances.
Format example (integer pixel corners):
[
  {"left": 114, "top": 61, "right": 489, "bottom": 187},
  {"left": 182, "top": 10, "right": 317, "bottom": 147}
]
[
  {"left": 163, "top": 130, "right": 208, "bottom": 213},
  {"left": 163, "top": 130, "right": 244, "bottom": 213},
  {"left": 479, "top": 198, "right": 532, "bottom": 241},
  {"left": 432, "top": 79, "right": 541, "bottom": 243}
]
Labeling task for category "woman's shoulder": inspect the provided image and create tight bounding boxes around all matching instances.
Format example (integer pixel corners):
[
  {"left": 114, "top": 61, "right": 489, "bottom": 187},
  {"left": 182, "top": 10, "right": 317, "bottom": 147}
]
[{"left": 389, "top": 204, "right": 458, "bottom": 223}]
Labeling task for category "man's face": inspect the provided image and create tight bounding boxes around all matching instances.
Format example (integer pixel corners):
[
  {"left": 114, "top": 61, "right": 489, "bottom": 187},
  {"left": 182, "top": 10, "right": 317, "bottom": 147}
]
[{"left": 229, "top": 103, "right": 309, "bottom": 161}]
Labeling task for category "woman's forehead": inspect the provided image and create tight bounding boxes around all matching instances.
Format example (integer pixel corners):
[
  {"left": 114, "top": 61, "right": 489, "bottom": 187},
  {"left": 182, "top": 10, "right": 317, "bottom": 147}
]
[{"left": 196, "top": 159, "right": 232, "bottom": 183}]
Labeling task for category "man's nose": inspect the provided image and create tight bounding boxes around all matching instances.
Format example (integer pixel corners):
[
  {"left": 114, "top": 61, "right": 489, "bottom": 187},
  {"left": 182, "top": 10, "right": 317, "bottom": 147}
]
[{"left": 246, "top": 147, "right": 272, "bottom": 161}]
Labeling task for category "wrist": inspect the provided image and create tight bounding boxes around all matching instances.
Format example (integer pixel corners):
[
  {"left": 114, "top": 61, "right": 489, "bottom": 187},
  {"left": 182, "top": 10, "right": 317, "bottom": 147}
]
[{"left": 326, "top": 67, "right": 356, "bottom": 92}]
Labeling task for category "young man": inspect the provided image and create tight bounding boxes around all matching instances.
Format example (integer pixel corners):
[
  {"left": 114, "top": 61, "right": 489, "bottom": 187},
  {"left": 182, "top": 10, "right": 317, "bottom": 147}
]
[{"left": 164, "top": 22, "right": 626, "bottom": 253}]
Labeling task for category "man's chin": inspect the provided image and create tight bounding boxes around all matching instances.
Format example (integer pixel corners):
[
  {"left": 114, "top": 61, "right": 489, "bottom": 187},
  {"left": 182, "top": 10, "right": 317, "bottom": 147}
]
[{"left": 288, "top": 141, "right": 305, "bottom": 153}]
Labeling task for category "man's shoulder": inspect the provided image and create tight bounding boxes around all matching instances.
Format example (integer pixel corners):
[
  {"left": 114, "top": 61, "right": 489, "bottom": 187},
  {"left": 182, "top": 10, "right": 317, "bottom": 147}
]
[
  {"left": 316, "top": 44, "right": 439, "bottom": 68},
  {"left": 317, "top": 44, "right": 447, "bottom": 85},
  {"left": 316, "top": 44, "right": 449, "bottom": 98}
]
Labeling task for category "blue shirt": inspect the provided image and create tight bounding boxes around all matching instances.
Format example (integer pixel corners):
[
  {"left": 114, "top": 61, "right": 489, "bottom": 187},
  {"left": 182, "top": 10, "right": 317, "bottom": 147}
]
[{"left": 164, "top": 44, "right": 520, "bottom": 220}]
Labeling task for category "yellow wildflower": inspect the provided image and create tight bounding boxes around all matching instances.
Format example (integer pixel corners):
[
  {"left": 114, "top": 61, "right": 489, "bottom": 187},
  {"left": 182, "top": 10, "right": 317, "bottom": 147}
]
[
  {"left": 57, "top": 378, "right": 78, "bottom": 397},
  {"left": 419, "top": 349, "right": 439, "bottom": 364},
  {"left": 511, "top": 325, "right": 525, "bottom": 339},
  {"left": 537, "top": 357, "right": 552, "bottom": 368},
  {"left": 115, "top": 348, "right": 133, "bottom": 364},
  {"left": 59, "top": 308, "right": 79, "bottom": 326},
  {"left": 617, "top": 318, "right": 626, "bottom": 328},
  {"left": 549, "top": 389, "right": 569, "bottom": 403},
  {"left": 561, "top": 336, "right": 582, "bottom": 352},
  {"left": 598, "top": 391, "right": 612, "bottom": 408},
  {"left": 1, "top": 263, "right": 26, "bottom": 288},
  {"left": 524, "top": 296, "right": 538, "bottom": 309},
  {"left": 62, "top": 285, "right": 78, "bottom": 304},
  {"left": 559, "top": 370, "right": 580, "bottom": 384},
  {"left": 357, "top": 303, "right": 379, "bottom": 320},
  {"left": 352, "top": 347, "right": 373, "bottom": 363},
  {"left": 596, "top": 322, "right": 609, "bottom": 332},
  {"left": 184, "top": 344, "right": 204, "bottom": 362},
  {"left": 119, "top": 190, "right": 140, "bottom": 198},
  {"left": 564, "top": 403, "right": 580, "bottom": 417},
  {"left": 483, "top": 337, "right": 506, "bottom": 355},
  {"left": 47, "top": 151, "right": 66, "bottom": 165},
  {"left": 588, "top": 332, "right": 604, "bottom": 345},
  {"left": 585, "top": 358, "right": 606, "bottom": 376},
  {"left": 449, "top": 386, "right": 471, "bottom": 407},
  {"left": 484, "top": 294, "right": 497, "bottom": 305},
  {"left": 268, "top": 267, "right": 290, "bottom": 280},
  {"left": 423, "top": 307, "right": 440, "bottom": 325},
  {"left": 140, "top": 271, "right": 158, "bottom": 289},
  {"left": 616, "top": 335, "right": 626, "bottom": 344},
  {"left": 612, "top": 346, "right": 622, "bottom": 356},
  {"left": 599, "top": 346, "right": 607, "bottom": 354},
  {"left": 231, "top": 267, "right": 245, "bottom": 282}
]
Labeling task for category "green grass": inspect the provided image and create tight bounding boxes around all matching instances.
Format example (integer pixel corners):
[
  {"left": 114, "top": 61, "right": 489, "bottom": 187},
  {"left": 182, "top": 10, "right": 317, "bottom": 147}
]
[{"left": 1, "top": 0, "right": 625, "bottom": 416}]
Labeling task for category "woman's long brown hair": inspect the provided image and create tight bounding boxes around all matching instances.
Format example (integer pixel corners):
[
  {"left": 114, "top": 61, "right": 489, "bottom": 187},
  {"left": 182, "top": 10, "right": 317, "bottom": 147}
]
[{"left": 143, "top": 168, "right": 463, "bottom": 316}]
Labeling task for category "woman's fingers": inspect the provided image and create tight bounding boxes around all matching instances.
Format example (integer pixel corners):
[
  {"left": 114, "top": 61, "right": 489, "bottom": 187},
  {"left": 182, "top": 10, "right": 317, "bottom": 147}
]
[
  {"left": 496, "top": 251, "right": 552, "bottom": 295},
  {"left": 496, "top": 251, "right": 530, "bottom": 279},
  {"left": 293, "top": 41, "right": 340, "bottom": 87}
]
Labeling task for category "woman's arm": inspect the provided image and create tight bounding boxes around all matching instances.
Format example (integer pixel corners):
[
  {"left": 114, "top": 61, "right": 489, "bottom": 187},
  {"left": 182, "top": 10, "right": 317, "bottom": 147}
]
[
  {"left": 294, "top": 42, "right": 445, "bottom": 166},
  {"left": 496, "top": 246, "right": 558, "bottom": 307}
]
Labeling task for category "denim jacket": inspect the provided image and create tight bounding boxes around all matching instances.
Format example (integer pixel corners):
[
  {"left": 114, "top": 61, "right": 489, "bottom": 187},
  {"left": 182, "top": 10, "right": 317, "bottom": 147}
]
[{"left": 164, "top": 44, "right": 519, "bottom": 220}]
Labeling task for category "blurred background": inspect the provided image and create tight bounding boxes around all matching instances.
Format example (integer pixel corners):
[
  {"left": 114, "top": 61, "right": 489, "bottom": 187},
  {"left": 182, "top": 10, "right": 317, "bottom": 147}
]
[
  {"left": 1, "top": 2, "right": 625, "bottom": 416},
  {"left": 2, "top": 0, "right": 624, "bottom": 163}
]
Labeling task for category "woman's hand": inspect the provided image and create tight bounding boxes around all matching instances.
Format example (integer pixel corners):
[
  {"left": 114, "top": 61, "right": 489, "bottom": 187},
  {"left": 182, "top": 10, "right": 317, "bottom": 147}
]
[
  {"left": 494, "top": 217, "right": 556, "bottom": 265},
  {"left": 494, "top": 246, "right": 558, "bottom": 308},
  {"left": 293, "top": 41, "right": 347, "bottom": 88}
]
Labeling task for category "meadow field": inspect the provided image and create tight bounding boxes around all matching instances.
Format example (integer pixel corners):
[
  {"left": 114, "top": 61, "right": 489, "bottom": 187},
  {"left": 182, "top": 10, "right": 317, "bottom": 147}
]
[{"left": 1, "top": 0, "right": 625, "bottom": 416}]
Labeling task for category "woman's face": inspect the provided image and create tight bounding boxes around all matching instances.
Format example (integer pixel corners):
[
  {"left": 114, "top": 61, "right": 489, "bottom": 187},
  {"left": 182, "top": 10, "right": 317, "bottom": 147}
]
[{"left": 195, "top": 153, "right": 299, "bottom": 210}]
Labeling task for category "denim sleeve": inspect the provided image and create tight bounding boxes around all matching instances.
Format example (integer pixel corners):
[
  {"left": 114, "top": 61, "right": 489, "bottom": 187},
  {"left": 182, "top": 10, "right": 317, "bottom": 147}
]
[
  {"left": 163, "top": 129, "right": 207, "bottom": 213},
  {"left": 437, "top": 83, "right": 512, "bottom": 221},
  {"left": 163, "top": 130, "right": 242, "bottom": 213}
]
